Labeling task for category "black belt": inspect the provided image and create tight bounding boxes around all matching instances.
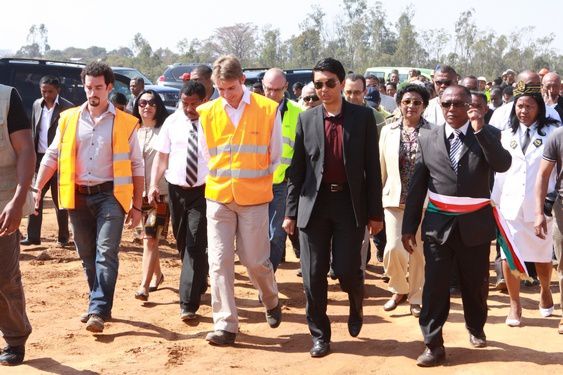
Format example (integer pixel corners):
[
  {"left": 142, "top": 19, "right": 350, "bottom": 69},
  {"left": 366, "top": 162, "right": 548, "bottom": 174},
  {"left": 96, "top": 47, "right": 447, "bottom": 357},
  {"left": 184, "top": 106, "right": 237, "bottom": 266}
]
[
  {"left": 178, "top": 184, "right": 205, "bottom": 191},
  {"left": 321, "top": 183, "right": 347, "bottom": 193},
  {"left": 76, "top": 181, "right": 114, "bottom": 195}
]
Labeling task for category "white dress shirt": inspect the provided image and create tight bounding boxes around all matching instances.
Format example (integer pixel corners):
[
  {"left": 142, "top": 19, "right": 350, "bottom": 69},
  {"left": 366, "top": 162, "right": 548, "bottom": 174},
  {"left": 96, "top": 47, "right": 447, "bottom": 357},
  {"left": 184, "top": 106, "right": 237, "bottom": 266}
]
[
  {"left": 37, "top": 95, "right": 59, "bottom": 153},
  {"left": 42, "top": 102, "right": 144, "bottom": 185},
  {"left": 423, "top": 97, "right": 445, "bottom": 126},
  {"left": 199, "top": 86, "right": 282, "bottom": 174},
  {"left": 154, "top": 110, "right": 208, "bottom": 187},
  {"left": 444, "top": 121, "right": 470, "bottom": 138}
]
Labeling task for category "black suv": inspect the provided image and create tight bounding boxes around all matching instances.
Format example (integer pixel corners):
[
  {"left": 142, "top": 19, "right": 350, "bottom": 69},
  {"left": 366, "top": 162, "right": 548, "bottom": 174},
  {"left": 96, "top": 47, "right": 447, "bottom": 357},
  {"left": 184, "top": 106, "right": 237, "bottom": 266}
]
[
  {"left": 243, "top": 68, "right": 312, "bottom": 100},
  {"left": 0, "top": 58, "right": 134, "bottom": 116}
]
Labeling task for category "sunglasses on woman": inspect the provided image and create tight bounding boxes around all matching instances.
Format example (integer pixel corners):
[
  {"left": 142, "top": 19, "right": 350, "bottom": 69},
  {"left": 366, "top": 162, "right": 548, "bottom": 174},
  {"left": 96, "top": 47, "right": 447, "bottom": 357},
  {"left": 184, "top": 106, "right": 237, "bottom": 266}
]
[
  {"left": 401, "top": 99, "right": 423, "bottom": 106},
  {"left": 303, "top": 95, "right": 319, "bottom": 102},
  {"left": 138, "top": 99, "right": 157, "bottom": 108}
]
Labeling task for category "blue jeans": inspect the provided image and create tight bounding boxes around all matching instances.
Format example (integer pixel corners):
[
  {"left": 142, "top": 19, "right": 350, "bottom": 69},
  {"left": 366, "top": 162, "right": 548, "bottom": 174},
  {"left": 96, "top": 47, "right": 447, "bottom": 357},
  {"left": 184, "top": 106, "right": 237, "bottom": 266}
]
[
  {"left": 268, "top": 182, "right": 287, "bottom": 271},
  {"left": 69, "top": 191, "right": 125, "bottom": 319}
]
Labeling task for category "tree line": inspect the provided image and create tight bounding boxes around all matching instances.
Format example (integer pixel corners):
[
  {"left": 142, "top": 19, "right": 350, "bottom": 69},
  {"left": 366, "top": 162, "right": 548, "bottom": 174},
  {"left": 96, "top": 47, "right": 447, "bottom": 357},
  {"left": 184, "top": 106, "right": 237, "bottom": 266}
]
[{"left": 10, "top": 0, "right": 562, "bottom": 82}]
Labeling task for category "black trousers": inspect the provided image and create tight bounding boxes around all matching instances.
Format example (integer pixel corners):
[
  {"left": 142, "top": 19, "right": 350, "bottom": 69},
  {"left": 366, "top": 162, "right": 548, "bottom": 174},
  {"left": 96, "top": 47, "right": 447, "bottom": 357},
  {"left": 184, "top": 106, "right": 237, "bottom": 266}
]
[
  {"left": 420, "top": 225, "right": 490, "bottom": 349},
  {"left": 26, "top": 153, "right": 69, "bottom": 242},
  {"left": 299, "top": 187, "right": 365, "bottom": 343},
  {"left": 168, "top": 183, "right": 208, "bottom": 312}
]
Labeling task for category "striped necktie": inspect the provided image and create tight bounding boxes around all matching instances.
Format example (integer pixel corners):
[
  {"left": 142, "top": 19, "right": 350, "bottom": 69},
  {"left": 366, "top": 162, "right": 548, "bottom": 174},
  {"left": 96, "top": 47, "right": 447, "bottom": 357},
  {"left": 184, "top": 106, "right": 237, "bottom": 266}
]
[
  {"left": 449, "top": 129, "right": 463, "bottom": 174},
  {"left": 185, "top": 121, "right": 198, "bottom": 186}
]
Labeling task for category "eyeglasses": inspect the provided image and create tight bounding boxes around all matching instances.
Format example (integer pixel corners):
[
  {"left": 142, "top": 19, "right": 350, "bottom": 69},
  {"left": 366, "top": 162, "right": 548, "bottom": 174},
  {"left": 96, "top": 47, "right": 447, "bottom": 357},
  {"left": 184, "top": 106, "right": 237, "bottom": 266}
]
[
  {"left": 441, "top": 101, "right": 469, "bottom": 109},
  {"left": 434, "top": 80, "right": 453, "bottom": 87},
  {"left": 314, "top": 79, "right": 338, "bottom": 90},
  {"left": 401, "top": 99, "right": 423, "bottom": 106},
  {"left": 303, "top": 95, "right": 319, "bottom": 102},
  {"left": 138, "top": 99, "right": 157, "bottom": 108},
  {"left": 344, "top": 90, "right": 363, "bottom": 96},
  {"left": 263, "top": 86, "right": 285, "bottom": 93}
]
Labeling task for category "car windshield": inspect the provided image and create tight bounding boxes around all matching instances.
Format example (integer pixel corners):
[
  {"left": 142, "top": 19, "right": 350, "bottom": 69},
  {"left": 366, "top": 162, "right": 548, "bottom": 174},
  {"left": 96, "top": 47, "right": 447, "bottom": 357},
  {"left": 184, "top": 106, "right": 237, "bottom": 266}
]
[{"left": 113, "top": 68, "right": 153, "bottom": 85}]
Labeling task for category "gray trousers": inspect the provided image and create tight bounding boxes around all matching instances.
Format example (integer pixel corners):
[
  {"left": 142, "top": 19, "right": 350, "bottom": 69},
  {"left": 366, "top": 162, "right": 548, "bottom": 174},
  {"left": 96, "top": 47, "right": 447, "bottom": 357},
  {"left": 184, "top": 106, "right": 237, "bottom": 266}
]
[
  {"left": 553, "top": 198, "right": 563, "bottom": 313},
  {"left": 0, "top": 231, "right": 32, "bottom": 346}
]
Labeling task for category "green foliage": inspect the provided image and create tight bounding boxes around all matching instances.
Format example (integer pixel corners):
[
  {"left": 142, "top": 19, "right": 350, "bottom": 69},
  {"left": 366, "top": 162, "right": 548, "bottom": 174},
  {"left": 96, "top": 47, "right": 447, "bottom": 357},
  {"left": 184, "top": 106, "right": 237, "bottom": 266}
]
[{"left": 13, "top": 4, "right": 563, "bottom": 81}]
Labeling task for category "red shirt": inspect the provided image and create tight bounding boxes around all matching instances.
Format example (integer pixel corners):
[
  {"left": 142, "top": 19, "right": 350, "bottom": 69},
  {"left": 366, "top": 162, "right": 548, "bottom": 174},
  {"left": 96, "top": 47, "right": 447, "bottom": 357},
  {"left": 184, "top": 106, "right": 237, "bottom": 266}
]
[{"left": 322, "top": 109, "right": 347, "bottom": 184}]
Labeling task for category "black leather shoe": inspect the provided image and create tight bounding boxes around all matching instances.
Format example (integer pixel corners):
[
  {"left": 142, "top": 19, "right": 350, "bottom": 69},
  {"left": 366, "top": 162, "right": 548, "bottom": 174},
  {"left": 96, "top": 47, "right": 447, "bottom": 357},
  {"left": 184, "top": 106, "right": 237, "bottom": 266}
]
[
  {"left": 20, "top": 238, "right": 40, "bottom": 246},
  {"left": 416, "top": 346, "right": 445, "bottom": 367},
  {"left": 469, "top": 333, "right": 487, "bottom": 348},
  {"left": 56, "top": 239, "right": 73, "bottom": 247},
  {"left": 266, "top": 302, "right": 282, "bottom": 328},
  {"left": 348, "top": 305, "right": 363, "bottom": 337},
  {"left": 180, "top": 308, "right": 197, "bottom": 321},
  {"left": 310, "top": 341, "right": 330, "bottom": 358},
  {"left": 0, "top": 345, "right": 25, "bottom": 366}
]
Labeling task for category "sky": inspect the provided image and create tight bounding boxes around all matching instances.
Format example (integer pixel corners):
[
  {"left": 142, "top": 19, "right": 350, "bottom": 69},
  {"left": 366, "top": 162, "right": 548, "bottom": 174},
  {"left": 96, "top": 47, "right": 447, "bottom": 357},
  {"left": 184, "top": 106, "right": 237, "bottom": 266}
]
[{"left": 0, "top": 0, "right": 561, "bottom": 56}]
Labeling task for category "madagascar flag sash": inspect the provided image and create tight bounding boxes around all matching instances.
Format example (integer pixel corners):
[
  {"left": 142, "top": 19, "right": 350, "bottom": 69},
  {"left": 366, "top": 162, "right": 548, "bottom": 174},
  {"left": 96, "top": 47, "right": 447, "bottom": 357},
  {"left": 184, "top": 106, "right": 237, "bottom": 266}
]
[{"left": 426, "top": 191, "right": 531, "bottom": 281}]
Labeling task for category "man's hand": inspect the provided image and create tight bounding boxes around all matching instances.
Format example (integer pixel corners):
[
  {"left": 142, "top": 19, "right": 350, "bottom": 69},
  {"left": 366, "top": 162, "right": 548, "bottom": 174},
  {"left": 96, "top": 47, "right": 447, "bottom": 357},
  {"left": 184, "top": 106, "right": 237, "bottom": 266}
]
[
  {"left": 32, "top": 189, "right": 42, "bottom": 216},
  {"left": 368, "top": 219, "right": 383, "bottom": 235},
  {"left": 467, "top": 107, "right": 485, "bottom": 132},
  {"left": 125, "top": 208, "right": 142, "bottom": 229},
  {"left": 147, "top": 186, "right": 160, "bottom": 206},
  {"left": 282, "top": 218, "right": 296, "bottom": 235},
  {"left": 401, "top": 234, "right": 416, "bottom": 254},
  {"left": 0, "top": 199, "right": 24, "bottom": 237},
  {"left": 534, "top": 213, "right": 548, "bottom": 239}
]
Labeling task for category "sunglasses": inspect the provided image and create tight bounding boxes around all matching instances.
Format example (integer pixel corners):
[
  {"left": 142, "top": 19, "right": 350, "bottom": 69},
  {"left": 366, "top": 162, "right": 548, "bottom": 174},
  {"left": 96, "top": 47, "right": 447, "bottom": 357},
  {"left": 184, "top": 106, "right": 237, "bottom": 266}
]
[
  {"left": 138, "top": 99, "right": 157, "bottom": 108},
  {"left": 441, "top": 101, "right": 468, "bottom": 109},
  {"left": 313, "top": 79, "right": 338, "bottom": 90},
  {"left": 434, "top": 80, "right": 453, "bottom": 86},
  {"left": 401, "top": 99, "right": 423, "bottom": 106},
  {"left": 303, "top": 95, "right": 319, "bottom": 102}
]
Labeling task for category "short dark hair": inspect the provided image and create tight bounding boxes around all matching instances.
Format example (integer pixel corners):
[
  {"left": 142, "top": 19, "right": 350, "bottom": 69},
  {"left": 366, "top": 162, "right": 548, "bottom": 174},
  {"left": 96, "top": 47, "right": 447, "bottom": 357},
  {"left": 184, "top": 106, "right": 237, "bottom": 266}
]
[
  {"left": 312, "top": 58, "right": 346, "bottom": 82},
  {"left": 180, "top": 80, "right": 206, "bottom": 101},
  {"left": 131, "top": 76, "right": 145, "bottom": 86},
  {"left": 434, "top": 64, "right": 457, "bottom": 77},
  {"left": 444, "top": 85, "right": 472, "bottom": 102},
  {"left": 39, "top": 75, "right": 60, "bottom": 88},
  {"left": 292, "top": 81, "right": 304, "bottom": 90},
  {"left": 80, "top": 62, "right": 114, "bottom": 85},
  {"left": 345, "top": 73, "right": 366, "bottom": 90},
  {"left": 110, "top": 92, "right": 128, "bottom": 106},
  {"left": 470, "top": 90, "right": 487, "bottom": 105},
  {"left": 396, "top": 84, "right": 430, "bottom": 107},
  {"left": 132, "top": 89, "right": 169, "bottom": 128},
  {"left": 386, "top": 82, "right": 397, "bottom": 89},
  {"left": 365, "top": 74, "right": 380, "bottom": 84},
  {"left": 193, "top": 64, "right": 213, "bottom": 80},
  {"left": 502, "top": 86, "right": 514, "bottom": 96}
]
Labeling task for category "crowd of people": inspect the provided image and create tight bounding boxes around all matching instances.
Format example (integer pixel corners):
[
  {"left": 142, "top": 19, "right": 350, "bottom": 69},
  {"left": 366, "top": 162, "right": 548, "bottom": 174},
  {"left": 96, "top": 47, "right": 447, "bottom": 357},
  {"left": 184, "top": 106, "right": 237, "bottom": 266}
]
[{"left": 0, "top": 54, "right": 561, "bottom": 367}]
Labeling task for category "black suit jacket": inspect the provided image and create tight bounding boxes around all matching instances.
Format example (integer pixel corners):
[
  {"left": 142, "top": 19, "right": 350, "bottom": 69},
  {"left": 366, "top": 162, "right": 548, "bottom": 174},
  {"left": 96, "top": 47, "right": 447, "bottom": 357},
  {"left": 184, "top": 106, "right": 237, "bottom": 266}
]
[
  {"left": 402, "top": 124, "right": 511, "bottom": 247},
  {"left": 31, "top": 96, "right": 74, "bottom": 152},
  {"left": 285, "top": 100, "right": 383, "bottom": 228}
]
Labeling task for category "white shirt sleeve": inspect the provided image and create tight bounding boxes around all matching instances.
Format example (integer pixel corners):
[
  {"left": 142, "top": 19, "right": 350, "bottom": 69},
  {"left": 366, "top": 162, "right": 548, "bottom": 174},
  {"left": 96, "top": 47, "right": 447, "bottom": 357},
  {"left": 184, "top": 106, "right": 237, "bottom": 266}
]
[
  {"left": 198, "top": 119, "right": 211, "bottom": 164},
  {"left": 154, "top": 120, "right": 171, "bottom": 154},
  {"left": 269, "top": 109, "right": 283, "bottom": 173},
  {"left": 41, "top": 125, "right": 60, "bottom": 170},
  {"left": 129, "top": 128, "right": 145, "bottom": 177}
]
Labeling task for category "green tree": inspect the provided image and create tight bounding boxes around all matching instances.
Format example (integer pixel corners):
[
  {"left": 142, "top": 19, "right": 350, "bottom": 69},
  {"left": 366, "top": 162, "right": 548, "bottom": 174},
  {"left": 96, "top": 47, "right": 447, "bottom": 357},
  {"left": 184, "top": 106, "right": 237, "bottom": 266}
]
[{"left": 393, "top": 7, "right": 427, "bottom": 66}]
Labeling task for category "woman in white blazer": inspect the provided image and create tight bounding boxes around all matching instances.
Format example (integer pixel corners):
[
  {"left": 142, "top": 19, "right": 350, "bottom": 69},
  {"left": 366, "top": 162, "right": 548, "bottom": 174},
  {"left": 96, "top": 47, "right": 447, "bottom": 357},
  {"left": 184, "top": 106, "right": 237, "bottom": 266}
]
[
  {"left": 379, "top": 84, "right": 433, "bottom": 317},
  {"left": 492, "top": 81, "right": 560, "bottom": 327}
]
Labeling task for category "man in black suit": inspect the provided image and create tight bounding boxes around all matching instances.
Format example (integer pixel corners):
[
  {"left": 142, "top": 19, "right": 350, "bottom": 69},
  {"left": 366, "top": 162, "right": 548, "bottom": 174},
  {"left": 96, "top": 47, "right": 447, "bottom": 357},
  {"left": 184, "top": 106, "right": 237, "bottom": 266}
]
[
  {"left": 21, "top": 76, "right": 73, "bottom": 246},
  {"left": 283, "top": 58, "right": 383, "bottom": 358},
  {"left": 402, "top": 86, "right": 511, "bottom": 367}
]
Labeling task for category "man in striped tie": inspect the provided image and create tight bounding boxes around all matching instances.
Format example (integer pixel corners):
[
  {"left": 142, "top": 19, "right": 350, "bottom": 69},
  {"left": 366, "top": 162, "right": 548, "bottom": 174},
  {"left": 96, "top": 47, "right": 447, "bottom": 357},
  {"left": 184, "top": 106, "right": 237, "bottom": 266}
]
[
  {"left": 402, "top": 85, "right": 512, "bottom": 367},
  {"left": 149, "top": 81, "right": 209, "bottom": 321}
]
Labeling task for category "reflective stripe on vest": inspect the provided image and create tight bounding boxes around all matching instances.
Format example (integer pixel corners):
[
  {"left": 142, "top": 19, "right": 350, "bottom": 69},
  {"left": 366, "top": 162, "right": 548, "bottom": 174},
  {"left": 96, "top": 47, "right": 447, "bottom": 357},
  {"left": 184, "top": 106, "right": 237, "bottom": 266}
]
[
  {"left": 197, "top": 92, "right": 278, "bottom": 205},
  {"left": 273, "top": 100, "right": 302, "bottom": 184},
  {"left": 57, "top": 107, "right": 138, "bottom": 212}
]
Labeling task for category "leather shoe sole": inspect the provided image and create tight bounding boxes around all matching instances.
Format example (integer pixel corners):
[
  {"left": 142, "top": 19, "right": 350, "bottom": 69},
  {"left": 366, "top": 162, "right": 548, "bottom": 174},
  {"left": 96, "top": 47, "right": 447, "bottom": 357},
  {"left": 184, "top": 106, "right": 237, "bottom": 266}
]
[
  {"left": 416, "top": 346, "right": 445, "bottom": 367},
  {"left": 310, "top": 341, "right": 330, "bottom": 358}
]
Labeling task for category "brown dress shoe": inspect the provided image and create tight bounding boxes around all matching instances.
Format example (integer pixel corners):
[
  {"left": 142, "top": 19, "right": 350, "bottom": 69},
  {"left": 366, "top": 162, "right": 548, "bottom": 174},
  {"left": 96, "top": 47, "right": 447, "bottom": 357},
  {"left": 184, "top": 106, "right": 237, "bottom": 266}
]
[{"left": 416, "top": 346, "right": 446, "bottom": 367}]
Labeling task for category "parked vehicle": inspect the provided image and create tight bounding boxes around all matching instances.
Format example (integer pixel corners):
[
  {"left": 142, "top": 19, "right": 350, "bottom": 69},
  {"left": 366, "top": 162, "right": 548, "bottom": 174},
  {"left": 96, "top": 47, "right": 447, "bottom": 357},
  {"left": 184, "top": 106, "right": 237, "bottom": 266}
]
[
  {"left": 243, "top": 68, "right": 312, "bottom": 100},
  {"left": 112, "top": 66, "right": 180, "bottom": 113},
  {"left": 364, "top": 66, "right": 433, "bottom": 83},
  {"left": 156, "top": 63, "right": 201, "bottom": 90},
  {"left": 0, "top": 58, "right": 131, "bottom": 117}
]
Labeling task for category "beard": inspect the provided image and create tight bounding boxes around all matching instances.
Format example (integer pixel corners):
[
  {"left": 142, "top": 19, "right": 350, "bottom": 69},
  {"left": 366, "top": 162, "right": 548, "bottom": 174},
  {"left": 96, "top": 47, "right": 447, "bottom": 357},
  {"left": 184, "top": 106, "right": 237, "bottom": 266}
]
[{"left": 88, "top": 97, "right": 100, "bottom": 107}]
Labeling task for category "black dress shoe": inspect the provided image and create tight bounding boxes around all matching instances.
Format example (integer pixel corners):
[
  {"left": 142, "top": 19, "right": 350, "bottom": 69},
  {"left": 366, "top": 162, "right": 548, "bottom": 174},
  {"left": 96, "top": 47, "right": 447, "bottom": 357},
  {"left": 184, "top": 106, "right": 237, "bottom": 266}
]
[
  {"left": 0, "top": 345, "right": 25, "bottom": 366},
  {"left": 469, "top": 333, "right": 487, "bottom": 348},
  {"left": 348, "top": 305, "right": 363, "bottom": 337},
  {"left": 310, "top": 341, "right": 330, "bottom": 358},
  {"left": 416, "top": 346, "right": 445, "bottom": 367},
  {"left": 266, "top": 302, "right": 282, "bottom": 328},
  {"left": 20, "top": 238, "right": 40, "bottom": 246}
]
